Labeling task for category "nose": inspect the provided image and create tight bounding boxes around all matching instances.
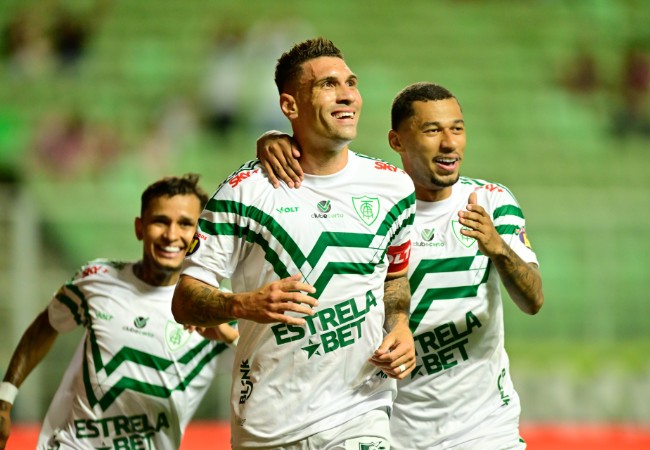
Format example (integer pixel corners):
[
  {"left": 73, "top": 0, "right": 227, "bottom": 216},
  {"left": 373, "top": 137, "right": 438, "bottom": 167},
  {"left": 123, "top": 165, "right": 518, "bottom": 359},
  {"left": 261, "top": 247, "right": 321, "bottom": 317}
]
[
  {"left": 440, "top": 129, "right": 457, "bottom": 151},
  {"left": 163, "top": 223, "right": 180, "bottom": 241},
  {"left": 337, "top": 84, "right": 359, "bottom": 105}
]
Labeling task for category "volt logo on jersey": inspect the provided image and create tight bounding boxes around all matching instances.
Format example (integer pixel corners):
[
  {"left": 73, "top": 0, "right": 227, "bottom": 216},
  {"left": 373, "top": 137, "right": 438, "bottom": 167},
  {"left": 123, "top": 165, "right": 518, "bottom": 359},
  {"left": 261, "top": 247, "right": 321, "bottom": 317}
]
[{"left": 352, "top": 196, "right": 380, "bottom": 226}]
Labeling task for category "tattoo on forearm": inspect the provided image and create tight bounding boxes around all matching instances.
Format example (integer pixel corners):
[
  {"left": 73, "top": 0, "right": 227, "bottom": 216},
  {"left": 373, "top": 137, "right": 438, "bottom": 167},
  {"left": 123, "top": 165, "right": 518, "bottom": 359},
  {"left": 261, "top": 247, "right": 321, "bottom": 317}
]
[
  {"left": 184, "top": 282, "right": 233, "bottom": 325},
  {"left": 495, "top": 246, "right": 543, "bottom": 312},
  {"left": 384, "top": 276, "right": 411, "bottom": 331}
]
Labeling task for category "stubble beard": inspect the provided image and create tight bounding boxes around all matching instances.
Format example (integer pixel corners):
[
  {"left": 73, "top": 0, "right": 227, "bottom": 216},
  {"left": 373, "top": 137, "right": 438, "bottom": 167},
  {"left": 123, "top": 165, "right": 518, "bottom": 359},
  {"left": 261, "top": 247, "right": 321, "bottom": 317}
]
[{"left": 431, "top": 172, "right": 460, "bottom": 189}]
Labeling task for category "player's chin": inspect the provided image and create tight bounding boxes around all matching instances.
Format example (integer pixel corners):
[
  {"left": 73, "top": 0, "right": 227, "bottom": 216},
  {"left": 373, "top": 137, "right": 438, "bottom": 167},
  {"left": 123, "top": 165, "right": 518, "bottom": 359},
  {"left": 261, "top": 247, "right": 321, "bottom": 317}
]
[
  {"left": 431, "top": 172, "right": 459, "bottom": 188},
  {"left": 154, "top": 258, "right": 184, "bottom": 273}
]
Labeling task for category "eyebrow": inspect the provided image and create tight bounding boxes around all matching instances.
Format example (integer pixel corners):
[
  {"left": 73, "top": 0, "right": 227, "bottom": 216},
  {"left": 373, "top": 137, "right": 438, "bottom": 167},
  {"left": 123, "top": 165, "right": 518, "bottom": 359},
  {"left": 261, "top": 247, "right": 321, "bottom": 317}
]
[
  {"left": 421, "top": 119, "right": 465, "bottom": 127},
  {"left": 317, "top": 73, "right": 358, "bottom": 85}
]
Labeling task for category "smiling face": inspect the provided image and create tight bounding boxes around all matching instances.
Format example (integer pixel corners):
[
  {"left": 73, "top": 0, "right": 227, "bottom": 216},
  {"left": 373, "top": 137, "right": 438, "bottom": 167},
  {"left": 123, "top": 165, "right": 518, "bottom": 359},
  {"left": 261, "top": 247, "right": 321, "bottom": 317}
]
[
  {"left": 135, "top": 193, "right": 202, "bottom": 286},
  {"left": 282, "top": 56, "right": 362, "bottom": 154},
  {"left": 389, "top": 98, "right": 466, "bottom": 202}
]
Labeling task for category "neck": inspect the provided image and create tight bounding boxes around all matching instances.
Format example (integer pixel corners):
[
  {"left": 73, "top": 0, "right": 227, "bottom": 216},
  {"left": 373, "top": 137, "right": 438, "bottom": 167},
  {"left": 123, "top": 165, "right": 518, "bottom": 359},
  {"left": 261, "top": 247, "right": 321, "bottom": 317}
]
[
  {"left": 415, "top": 185, "right": 453, "bottom": 202},
  {"left": 298, "top": 144, "right": 349, "bottom": 175},
  {"left": 133, "top": 261, "right": 179, "bottom": 287}
]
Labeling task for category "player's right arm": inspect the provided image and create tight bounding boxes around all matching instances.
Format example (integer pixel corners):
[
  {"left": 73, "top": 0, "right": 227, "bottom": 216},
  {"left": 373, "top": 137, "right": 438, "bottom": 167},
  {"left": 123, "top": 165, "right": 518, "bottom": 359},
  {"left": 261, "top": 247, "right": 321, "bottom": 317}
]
[
  {"left": 172, "top": 273, "right": 318, "bottom": 327},
  {"left": 256, "top": 130, "right": 303, "bottom": 188},
  {"left": 1, "top": 310, "right": 59, "bottom": 449}
]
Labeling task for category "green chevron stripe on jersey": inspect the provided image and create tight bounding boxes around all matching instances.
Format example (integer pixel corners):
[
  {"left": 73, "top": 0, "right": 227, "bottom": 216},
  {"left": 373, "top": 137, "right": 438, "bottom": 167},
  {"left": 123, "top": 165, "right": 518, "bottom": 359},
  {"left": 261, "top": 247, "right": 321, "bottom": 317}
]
[
  {"left": 408, "top": 256, "right": 492, "bottom": 331},
  {"left": 83, "top": 342, "right": 228, "bottom": 410},
  {"left": 59, "top": 283, "right": 226, "bottom": 410},
  {"left": 200, "top": 196, "right": 415, "bottom": 300}
]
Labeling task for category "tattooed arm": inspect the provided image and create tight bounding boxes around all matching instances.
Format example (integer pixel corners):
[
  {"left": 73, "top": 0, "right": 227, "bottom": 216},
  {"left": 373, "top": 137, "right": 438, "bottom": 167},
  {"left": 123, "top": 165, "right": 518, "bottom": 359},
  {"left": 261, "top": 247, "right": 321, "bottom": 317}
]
[
  {"left": 1, "top": 310, "right": 59, "bottom": 449},
  {"left": 458, "top": 191, "right": 544, "bottom": 315},
  {"left": 369, "top": 274, "right": 416, "bottom": 380},
  {"left": 172, "top": 274, "right": 318, "bottom": 327},
  {"left": 490, "top": 249, "right": 543, "bottom": 315}
]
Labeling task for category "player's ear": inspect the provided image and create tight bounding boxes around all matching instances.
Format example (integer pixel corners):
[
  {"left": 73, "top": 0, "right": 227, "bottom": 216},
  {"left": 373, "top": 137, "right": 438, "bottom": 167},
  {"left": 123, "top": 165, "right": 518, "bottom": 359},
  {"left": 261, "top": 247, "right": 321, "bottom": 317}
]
[
  {"left": 388, "top": 129, "right": 403, "bottom": 154},
  {"left": 135, "top": 217, "right": 144, "bottom": 241},
  {"left": 280, "top": 93, "right": 298, "bottom": 119}
]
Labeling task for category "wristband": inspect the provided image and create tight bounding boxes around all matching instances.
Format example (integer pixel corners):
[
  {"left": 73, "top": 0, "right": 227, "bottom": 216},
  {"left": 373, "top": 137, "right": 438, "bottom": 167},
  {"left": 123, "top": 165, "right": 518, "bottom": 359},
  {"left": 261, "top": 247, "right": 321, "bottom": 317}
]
[{"left": 0, "top": 381, "right": 18, "bottom": 405}]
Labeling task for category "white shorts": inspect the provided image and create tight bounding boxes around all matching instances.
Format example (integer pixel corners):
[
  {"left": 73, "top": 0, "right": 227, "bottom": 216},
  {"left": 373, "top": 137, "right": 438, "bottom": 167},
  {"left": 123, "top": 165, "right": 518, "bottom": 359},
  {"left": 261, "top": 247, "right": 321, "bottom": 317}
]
[
  {"left": 440, "top": 400, "right": 526, "bottom": 450},
  {"left": 234, "top": 408, "right": 391, "bottom": 450}
]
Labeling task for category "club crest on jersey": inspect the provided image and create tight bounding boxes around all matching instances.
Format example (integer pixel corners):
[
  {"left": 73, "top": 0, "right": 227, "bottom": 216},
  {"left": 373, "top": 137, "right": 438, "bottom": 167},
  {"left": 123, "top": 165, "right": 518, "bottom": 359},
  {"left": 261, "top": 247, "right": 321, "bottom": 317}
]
[
  {"left": 352, "top": 195, "right": 380, "bottom": 226},
  {"left": 451, "top": 220, "right": 476, "bottom": 248},
  {"left": 165, "top": 321, "right": 191, "bottom": 352}
]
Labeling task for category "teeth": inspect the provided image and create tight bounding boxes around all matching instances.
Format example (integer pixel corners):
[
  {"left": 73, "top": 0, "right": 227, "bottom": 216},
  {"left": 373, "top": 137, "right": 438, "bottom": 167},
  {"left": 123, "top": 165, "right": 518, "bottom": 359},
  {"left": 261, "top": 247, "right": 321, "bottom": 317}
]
[
  {"left": 333, "top": 112, "right": 354, "bottom": 119},
  {"left": 436, "top": 158, "right": 456, "bottom": 164},
  {"left": 162, "top": 246, "right": 181, "bottom": 253}
]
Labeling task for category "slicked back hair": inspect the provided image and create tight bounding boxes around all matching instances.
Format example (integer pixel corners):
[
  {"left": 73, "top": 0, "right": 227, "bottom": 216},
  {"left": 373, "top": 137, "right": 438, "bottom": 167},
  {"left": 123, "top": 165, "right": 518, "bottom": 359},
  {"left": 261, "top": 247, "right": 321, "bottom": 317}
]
[
  {"left": 140, "top": 173, "right": 209, "bottom": 216},
  {"left": 391, "top": 82, "right": 460, "bottom": 130},
  {"left": 274, "top": 37, "right": 344, "bottom": 94}
]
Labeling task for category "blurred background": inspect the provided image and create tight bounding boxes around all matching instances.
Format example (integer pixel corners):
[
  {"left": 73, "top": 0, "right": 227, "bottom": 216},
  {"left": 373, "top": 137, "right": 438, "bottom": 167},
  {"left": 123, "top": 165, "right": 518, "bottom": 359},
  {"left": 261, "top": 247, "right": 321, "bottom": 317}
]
[{"left": 1, "top": 0, "right": 649, "bottom": 431}]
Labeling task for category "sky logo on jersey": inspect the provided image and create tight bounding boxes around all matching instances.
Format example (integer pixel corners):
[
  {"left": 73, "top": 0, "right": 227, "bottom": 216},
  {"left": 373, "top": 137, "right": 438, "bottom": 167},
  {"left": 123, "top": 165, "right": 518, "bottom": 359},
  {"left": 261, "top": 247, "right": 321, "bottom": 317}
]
[
  {"left": 374, "top": 160, "right": 401, "bottom": 173},
  {"left": 228, "top": 169, "right": 259, "bottom": 188},
  {"left": 80, "top": 264, "right": 109, "bottom": 278},
  {"left": 165, "top": 321, "right": 191, "bottom": 352},
  {"left": 352, "top": 196, "right": 380, "bottom": 226},
  {"left": 451, "top": 220, "right": 476, "bottom": 248}
]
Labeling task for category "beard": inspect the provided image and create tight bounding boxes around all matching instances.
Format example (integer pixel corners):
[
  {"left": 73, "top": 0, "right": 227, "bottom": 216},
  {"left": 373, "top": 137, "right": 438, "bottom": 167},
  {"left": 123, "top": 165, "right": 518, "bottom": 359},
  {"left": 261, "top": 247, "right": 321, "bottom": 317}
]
[{"left": 431, "top": 171, "right": 460, "bottom": 188}]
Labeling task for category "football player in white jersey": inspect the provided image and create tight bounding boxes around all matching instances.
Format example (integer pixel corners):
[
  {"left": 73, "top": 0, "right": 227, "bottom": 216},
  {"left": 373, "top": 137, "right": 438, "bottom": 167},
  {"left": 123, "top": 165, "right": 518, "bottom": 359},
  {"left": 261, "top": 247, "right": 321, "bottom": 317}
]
[
  {"left": 0, "top": 174, "right": 237, "bottom": 450},
  {"left": 258, "top": 82, "right": 544, "bottom": 449},
  {"left": 172, "top": 37, "right": 417, "bottom": 449}
]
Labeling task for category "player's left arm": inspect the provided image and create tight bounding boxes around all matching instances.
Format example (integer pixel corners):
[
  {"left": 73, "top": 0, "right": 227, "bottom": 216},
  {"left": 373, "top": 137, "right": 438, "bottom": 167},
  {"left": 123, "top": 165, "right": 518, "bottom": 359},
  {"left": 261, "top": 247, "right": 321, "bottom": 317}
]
[
  {"left": 368, "top": 237, "right": 416, "bottom": 380},
  {"left": 459, "top": 192, "right": 544, "bottom": 315}
]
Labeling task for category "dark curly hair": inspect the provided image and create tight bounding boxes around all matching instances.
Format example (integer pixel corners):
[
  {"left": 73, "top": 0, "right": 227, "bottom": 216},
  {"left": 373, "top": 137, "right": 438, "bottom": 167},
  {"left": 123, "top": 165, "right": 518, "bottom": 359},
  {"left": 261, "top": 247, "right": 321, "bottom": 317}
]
[{"left": 140, "top": 173, "right": 209, "bottom": 215}]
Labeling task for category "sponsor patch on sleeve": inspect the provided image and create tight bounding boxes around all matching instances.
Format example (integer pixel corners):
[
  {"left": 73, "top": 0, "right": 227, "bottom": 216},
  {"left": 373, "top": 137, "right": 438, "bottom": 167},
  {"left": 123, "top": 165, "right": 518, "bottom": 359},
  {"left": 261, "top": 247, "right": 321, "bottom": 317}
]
[
  {"left": 517, "top": 228, "right": 532, "bottom": 249},
  {"left": 386, "top": 240, "right": 411, "bottom": 274}
]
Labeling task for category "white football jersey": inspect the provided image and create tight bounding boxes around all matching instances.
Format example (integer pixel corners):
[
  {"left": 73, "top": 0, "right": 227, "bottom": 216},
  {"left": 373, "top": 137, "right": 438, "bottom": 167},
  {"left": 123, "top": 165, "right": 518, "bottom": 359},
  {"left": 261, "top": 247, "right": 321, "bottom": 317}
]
[
  {"left": 182, "top": 151, "right": 416, "bottom": 447},
  {"left": 391, "top": 177, "right": 538, "bottom": 450},
  {"left": 38, "top": 260, "right": 230, "bottom": 450}
]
